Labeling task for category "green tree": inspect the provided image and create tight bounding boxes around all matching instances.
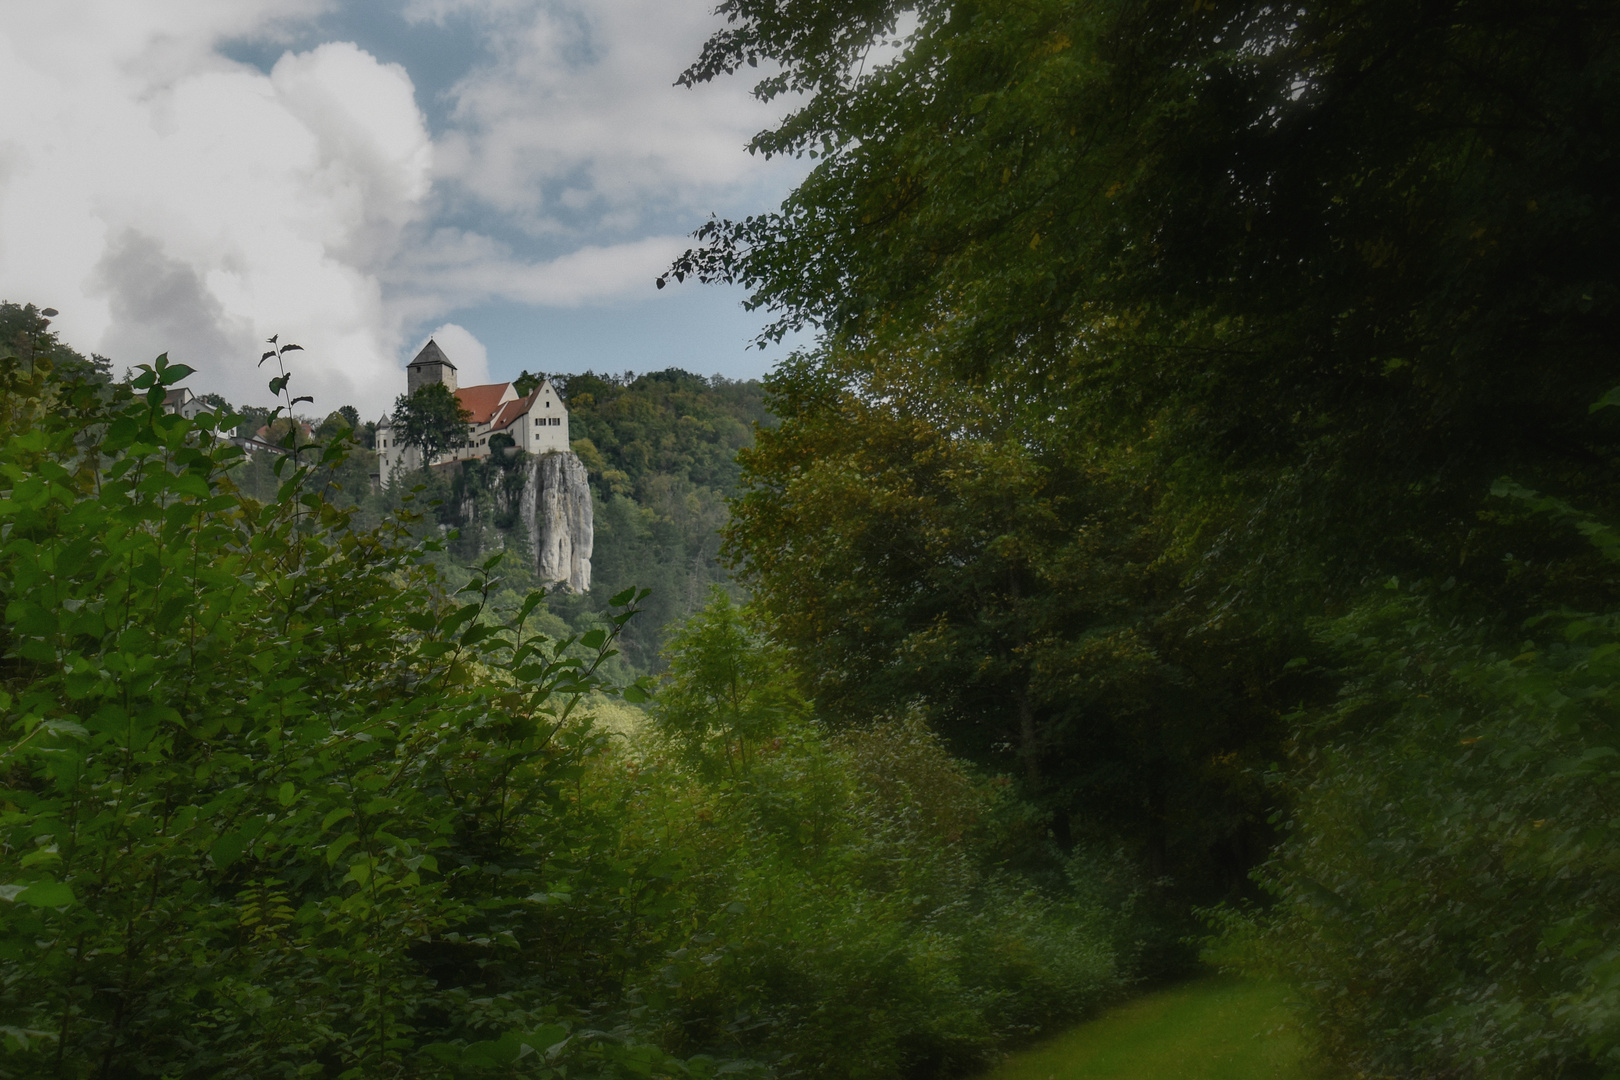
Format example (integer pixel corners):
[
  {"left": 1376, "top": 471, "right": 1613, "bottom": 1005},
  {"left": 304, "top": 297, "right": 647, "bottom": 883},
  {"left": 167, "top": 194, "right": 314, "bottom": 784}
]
[
  {"left": 514, "top": 369, "right": 545, "bottom": 397},
  {"left": 677, "top": 0, "right": 1619, "bottom": 881},
  {"left": 392, "top": 381, "right": 471, "bottom": 468},
  {"left": 673, "top": 0, "right": 1620, "bottom": 618},
  {"left": 728, "top": 348, "right": 1289, "bottom": 900},
  {"left": 0, "top": 301, "right": 111, "bottom": 385},
  {"left": 653, "top": 590, "right": 807, "bottom": 778},
  {"left": 316, "top": 409, "right": 351, "bottom": 441}
]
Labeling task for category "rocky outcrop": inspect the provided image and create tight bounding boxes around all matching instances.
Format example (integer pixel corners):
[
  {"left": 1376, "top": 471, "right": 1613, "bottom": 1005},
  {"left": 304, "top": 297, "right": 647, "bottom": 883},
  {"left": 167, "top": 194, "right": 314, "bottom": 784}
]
[{"left": 522, "top": 450, "right": 593, "bottom": 593}]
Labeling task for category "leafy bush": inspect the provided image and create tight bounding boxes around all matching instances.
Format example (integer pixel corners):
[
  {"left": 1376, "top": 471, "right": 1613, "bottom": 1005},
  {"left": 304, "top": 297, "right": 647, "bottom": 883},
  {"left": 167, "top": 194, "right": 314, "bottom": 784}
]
[
  {"left": 597, "top": 718, "right": 1124, "bottom": 1080},
  {"left": 0, "top": 349, "right": 696, "bottom": 1078},
  {"left": 625, "top": 610, "right": 1126, "bottom": 1079},
  {"left": 651, "top": 590, "right": 807, "bottom": 779},
  {"left": 0, "top": 344, "right": 1126, "bottom": 1078},
  {"left": 1228, "top": 490, "right": 1620, "bottom": 1078}
]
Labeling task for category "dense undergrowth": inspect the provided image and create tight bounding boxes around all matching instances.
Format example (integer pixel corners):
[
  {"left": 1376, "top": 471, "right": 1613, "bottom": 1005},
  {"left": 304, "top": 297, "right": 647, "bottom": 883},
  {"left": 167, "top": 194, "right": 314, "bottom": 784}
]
[
  {"left": 0, "top": 347, "right": 1128, "bottom": 1078},
  {"left": 1213, "top": 488, "right": 1620, "bottom": 1078},
  {"left": 11, "top": 0, "right": 1615, "bottom": 1072},
  {"left": 661, "top": 0, "right": 1620, "bottom": 1075}
]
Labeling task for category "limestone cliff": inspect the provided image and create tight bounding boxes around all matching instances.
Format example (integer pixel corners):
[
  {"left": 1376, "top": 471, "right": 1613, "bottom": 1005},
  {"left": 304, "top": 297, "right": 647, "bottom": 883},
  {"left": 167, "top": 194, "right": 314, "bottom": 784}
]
[{"left": 521, "top": 450, "right": 593, "bottom": 593}]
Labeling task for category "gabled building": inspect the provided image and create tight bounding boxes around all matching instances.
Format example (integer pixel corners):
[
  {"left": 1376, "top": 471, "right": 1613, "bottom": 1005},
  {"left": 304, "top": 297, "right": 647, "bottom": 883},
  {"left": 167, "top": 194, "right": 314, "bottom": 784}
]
[
  {"left": 375, "top": 340, "right": 570, "bottom": 482},
  {"left": 160, "top": 387, "right": 209, "bottom": 419}
]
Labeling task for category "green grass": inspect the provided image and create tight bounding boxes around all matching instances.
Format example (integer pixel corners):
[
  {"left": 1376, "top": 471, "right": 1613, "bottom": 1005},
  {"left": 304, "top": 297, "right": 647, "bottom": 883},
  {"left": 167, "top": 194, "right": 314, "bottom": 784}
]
[{"left": 981, "top": 976, "right": 1307, "bottom": 1080}]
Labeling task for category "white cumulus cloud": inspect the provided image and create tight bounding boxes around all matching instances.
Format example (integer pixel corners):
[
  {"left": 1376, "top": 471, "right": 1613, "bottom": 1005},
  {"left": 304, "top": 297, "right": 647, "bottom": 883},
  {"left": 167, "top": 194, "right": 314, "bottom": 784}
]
[
  {"left": 413, "top": 322, "right": 490, "bottom": 390},
  {"left": 0, "top": 0, "right": 795, "bottom": 416},
  {"left": 0, "top": 7, "right": 429, "bottom": 415},
  {"left": 414, "top": 0, "right": 797, "bottom": 240}
]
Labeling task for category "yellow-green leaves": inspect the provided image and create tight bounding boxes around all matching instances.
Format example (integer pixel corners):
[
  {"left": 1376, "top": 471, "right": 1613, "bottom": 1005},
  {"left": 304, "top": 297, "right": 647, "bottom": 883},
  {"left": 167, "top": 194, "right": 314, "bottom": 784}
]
[{"left": 0, "top": 881, "right": 75, "bottom": 908}]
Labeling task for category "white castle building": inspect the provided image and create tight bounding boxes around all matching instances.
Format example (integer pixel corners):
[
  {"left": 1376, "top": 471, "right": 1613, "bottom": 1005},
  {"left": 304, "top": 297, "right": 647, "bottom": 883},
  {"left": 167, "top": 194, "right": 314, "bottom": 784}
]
[{"left": 375, "top": 340, "right": 570, "bottom": 482}]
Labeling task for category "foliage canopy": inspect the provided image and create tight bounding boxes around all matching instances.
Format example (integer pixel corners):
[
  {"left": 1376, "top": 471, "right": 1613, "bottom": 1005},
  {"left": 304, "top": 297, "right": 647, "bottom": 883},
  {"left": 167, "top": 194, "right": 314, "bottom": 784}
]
[
  {"left": 391, "top": 382, "right": 472, "bottom": 469},
  {"left": 652, "top": 590, "right": 807, "bottom": 779},
  {"left": 678, "top": 0, "right": 1620, "bottom": 1070},
  {"left": 0, "top": 329, "right": 1127, "bottom": 1078},
  {"left": 679, "top": 0, "right": 1619, "bottom": 613}
]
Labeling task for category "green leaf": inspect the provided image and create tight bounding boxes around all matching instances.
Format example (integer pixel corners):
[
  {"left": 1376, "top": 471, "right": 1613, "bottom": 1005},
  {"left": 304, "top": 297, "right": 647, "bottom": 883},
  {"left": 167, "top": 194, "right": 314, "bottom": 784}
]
[
  {"left": 38, "top": 718, "right": 88, "bottom": 741},
  {"left": 158, "top": 362, "right": 196, "bottom": 386},
  {"left": 325, "top": 833, "right": 360, "bottom": 865},
  {"left": 170, "top": 473, "right": 212, "bottom": 499},
  {"left": 211, "top": 817, "right": 267, "bottom": 870},
  {"left": 459, "top": 623, "right": 499, "bottom": 647},
  {"left": 16, "top": 881, "right": 75, "bottom": 908},
  {"left": 526, "top": 1025, "right": 570, "bottom": 1056}
]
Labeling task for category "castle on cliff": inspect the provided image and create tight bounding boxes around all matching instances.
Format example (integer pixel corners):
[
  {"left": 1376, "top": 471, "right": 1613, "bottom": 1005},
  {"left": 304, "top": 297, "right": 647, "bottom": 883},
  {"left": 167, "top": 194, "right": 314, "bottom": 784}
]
[
  {"left": 375, "top": 339, "right": 571, "bottom": 478},
  {"left": 376, "top": 340, "right": 594, "bottom": 593}
]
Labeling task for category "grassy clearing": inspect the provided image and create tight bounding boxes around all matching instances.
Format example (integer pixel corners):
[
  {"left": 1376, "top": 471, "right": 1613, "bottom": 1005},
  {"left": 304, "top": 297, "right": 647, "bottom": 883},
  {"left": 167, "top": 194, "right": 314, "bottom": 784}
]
[{"left": 981, "top": 975, "right": 1306, "bottom": 1080}]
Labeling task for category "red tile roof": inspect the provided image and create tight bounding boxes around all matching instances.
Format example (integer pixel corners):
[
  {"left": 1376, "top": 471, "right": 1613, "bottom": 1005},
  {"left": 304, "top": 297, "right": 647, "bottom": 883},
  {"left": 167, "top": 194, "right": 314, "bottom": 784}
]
[
  {"left": 488, "top": 389, "right": 540, "bottom": 432},
  {"left": 454, "top": 382, "right": 513, "bottom": 425}
]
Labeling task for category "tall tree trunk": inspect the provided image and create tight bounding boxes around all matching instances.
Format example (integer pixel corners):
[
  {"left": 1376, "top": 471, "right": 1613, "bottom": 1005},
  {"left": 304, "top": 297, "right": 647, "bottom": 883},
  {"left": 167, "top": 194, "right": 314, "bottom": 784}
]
[{"left": 1017, "top": 683, "right": 1039, "bottom": 785}]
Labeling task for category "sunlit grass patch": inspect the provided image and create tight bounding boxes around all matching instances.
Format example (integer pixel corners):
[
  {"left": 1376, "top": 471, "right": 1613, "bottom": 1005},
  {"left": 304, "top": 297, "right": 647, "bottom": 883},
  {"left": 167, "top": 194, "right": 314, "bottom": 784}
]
[{"left": 981, "top": 976, "right": 1306, "bottom": 1080}]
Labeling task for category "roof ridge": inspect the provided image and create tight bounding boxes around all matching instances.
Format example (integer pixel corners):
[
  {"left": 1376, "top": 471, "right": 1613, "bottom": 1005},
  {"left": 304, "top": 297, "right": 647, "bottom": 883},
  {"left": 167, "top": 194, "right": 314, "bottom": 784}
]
[{"left": 409, "top": 339, "right": 457, "bottom": 370}]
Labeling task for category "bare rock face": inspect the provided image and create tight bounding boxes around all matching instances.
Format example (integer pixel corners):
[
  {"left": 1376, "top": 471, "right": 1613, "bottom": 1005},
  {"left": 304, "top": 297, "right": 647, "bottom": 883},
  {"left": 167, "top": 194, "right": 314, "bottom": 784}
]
[{"left": 521, "top": 450, "right": 593, "bottom": 593}]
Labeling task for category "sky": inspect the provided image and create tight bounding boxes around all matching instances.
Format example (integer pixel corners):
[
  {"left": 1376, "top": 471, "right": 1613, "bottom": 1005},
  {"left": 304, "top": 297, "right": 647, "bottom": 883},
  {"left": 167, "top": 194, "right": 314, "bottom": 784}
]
[{"left": 0, "top": 0, "right": 808, "bottom": 419}]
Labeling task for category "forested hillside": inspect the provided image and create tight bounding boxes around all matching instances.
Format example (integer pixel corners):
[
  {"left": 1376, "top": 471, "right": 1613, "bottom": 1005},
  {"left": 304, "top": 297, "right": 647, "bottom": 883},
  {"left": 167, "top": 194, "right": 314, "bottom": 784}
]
[
  {"left": 0, "top": 335, "right": 1126, "bottom": 1078},
  {"left": 546, "top": 369, "right": 770, "bottom": 672},
  {"left": 668, "top": 0, "right": 1620, "bottom": 1076},
  {"left": 178, "top": 362, "right": 767, "bottom": 675},
  {"left": 405, "top": 368, "right": 770, "bottom": 673},
  {"left": 4, "top": 1, "right": 1618, "bottom": 1078}
]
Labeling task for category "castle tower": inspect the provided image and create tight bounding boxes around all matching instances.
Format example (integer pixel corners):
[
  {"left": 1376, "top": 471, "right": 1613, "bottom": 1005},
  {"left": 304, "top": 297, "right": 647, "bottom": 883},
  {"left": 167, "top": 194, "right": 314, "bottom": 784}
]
[{"left": 407, "top": 339, "right": 457, "bottom": 394}]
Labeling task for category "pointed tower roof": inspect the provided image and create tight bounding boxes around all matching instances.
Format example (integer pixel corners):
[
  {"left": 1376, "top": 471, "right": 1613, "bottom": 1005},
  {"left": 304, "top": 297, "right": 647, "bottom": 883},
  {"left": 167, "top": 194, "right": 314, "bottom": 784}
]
[{"left": 408, "top": 339, "right": 457, "bottom": 370}]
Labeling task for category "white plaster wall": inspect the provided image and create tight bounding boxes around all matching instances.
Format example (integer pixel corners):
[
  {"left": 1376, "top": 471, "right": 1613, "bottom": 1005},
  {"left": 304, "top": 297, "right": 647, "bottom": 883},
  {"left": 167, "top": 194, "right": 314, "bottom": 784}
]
[{"left": 528, "top": 380, "right": 570, "bottom": 453}]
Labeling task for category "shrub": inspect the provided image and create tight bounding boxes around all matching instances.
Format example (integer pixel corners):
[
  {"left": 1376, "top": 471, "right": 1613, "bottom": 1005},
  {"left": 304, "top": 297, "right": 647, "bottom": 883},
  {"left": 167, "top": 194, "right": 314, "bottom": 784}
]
[
  {"left": 0, "top": 345, "right": 1127, "bottom": 1079},
  {"left": 0, "top": 349, "right": 699, "bottom": 1078},
  {"left": 1241, "top": 494, "right": 1620, "bottom": 1078},
  {"left": 632, "top": 661, "right": 1124, "bottom": 1079}
]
